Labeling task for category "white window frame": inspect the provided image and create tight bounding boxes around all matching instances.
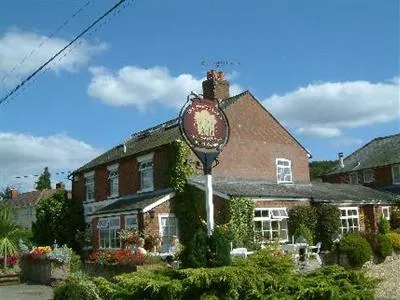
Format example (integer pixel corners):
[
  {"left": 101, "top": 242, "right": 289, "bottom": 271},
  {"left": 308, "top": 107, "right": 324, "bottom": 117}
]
[
  {"left": 392, "top": 165, "right": 400, "bottom": 185},
  {"left": 124, "top": 214, "right": 138, "bottom": 230},
  {"left": 254, "top": 207, "right": 289, "bottom": 243},
  {"left": 138, "top": 153, "right": 154, "bottom": 192},
  {"left": 84, "top": 171, "right": 95, "bottom": 202},
  {"left": 158, "top": 213, "right": 179, "bottom": 253},
  {"left": 276, "top": 158, "right": 293, "bottom": 184},
  {"left": 363, "top": 169, "right": 374, "bottom": 183},
  {"left": 107, "top": 164, "right": 119, "bottom": 198},
  {"left": 97, "top": 216, "right": 120, "bottom": 249},
  {"left": 339, "top": 207, "right": 360, "bottom": 234},
  {"left": 349, "top": 172, "right": 358, "bottom": 185},
  {"left": 381, "top": 206, "right": 391, "bottom": 220}
]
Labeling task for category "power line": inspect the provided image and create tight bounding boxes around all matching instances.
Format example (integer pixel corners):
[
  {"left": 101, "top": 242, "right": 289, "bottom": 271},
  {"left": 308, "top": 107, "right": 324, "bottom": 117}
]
[
  {"left": 0, "top": 0, "right": 92, "bottom": 87},
  {"left": 0, "top": 0, "right": 129, "bottom": 106}
]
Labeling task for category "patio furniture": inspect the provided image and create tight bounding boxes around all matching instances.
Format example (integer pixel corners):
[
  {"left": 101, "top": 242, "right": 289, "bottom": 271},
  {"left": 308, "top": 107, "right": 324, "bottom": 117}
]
[{"left": 230, "top": 248, "right": 253, "bottom": 258}]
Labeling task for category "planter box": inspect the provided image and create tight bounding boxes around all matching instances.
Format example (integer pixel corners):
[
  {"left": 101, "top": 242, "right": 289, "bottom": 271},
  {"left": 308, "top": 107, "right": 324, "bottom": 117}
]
[
  {"left": 84, "top": 262, "right": 137, "bottom": 278},
  {"left": 21, "top": 256, "right": 52, "bottom": 284},
  {"left": 0, "top": 273, "right": 20, "bottom": 286}
]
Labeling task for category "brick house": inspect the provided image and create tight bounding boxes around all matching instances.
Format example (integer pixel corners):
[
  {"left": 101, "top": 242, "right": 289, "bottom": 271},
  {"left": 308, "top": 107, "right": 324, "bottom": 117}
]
[
  {"left": 71, "top": 71, "right": 397, "bottom": 251},
  {"left": 7, "top": 183, "right": 67, "bottom": 229}
]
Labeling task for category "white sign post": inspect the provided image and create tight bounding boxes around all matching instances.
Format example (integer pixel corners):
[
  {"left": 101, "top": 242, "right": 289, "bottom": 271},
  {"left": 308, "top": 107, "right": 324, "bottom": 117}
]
[{"left": 205, "top": 174, "right": 214, "bottom": 236}]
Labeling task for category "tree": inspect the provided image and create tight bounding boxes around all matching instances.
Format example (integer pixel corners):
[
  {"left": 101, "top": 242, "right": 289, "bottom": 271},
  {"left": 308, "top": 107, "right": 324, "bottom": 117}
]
[
  {"left": 32, "top": 189, "right": 85, "bottom": 253},
  {"left": 35, "top": 167, "right": 51, "bottom": 190},
  {"left": 309, "top": 160, "right": 338, "bottom": 181},
  {"left": 0, "top": 186, "right": 12, "bottom": 200}
]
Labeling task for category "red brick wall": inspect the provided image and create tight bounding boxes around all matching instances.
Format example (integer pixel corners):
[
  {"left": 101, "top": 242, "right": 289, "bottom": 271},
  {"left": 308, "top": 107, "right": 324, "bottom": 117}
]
[
  {"left": 119, "top": 156, "right": 139, "bottom": 196},
  {"left": 72, "top": 174, "right": 85, "bottom": 202},
  {"left": 142, "top": 199, "right": 174, "bottom": 237},
  {"left": 211, "top": 94, "right": 310, "bottom": 183},
  {"left": 95, "top": 167, "right": 108, "bottom": 201},
  {"left": 324, "top": 165, "right": 394, "bottom": 187},
  {"left": 153, "top": 147, "right": 170, "bottom": 189}
]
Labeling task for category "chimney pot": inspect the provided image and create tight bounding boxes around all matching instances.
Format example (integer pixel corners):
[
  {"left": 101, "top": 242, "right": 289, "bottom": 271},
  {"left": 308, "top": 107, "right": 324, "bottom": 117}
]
[
  {"left": 338, "top": 152, "right": 345, "bottom": 168},
  {"left": 8, "top": 189, "right": 18, "bottom": 200},
  {"left": 56, "top": 182, "right": 65, "bottom": 190}
]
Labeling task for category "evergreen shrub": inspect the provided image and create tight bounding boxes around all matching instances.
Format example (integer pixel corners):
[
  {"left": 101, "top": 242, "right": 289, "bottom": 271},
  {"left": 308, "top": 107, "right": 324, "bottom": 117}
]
[
  {"left": 379, "top": 215, "right": 391, "bottom": 234},
  {"left": 386, "top": 232, "right": 400, "bottom": 252},
  {"left": 340, "top": 234, "right": 372, "bottom": 268}
]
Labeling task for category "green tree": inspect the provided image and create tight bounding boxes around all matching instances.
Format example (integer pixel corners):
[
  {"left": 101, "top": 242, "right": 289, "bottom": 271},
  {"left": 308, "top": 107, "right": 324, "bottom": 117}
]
[
  {"left": 0, "top": 186, "right": 12, "bottom": 200},
  {"left": 35, "top": 166, "right": 51, "bottom": 190},
  {"left": 32, "top": 189, "right": 85, "bottom": 253},
  {"left": 309, "top": 160, "right": 338, "bottom": 181}
]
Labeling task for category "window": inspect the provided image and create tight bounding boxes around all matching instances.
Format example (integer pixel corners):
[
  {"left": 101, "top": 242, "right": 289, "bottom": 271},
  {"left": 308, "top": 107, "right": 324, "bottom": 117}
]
[
  {"left": 138, "top": 155, "right": 154, "bottom": 191},
  {"left": 254, "top": 208, "right": 289, "bottom": 242},
  {"left": 339, "top": 207, "right": 360, "bottom": 234},
  {"left": 107, "top": 165, "right": 119, "bottom": 198},
  {"left": 125, "top": 215, "right": 138, "bottom": 230},
  {"left": 22, "top": 207, "right": 33, "bottom": 218},
  {"left": 392, "top": 165, "right": 400, "bottom": 185},
  {"left": 382, "top": 206, "right": 391, "bottom": 220},
  {"left": 349, "top": 172, "right": 358, "bottom": 185},
  {"left": 98, "top": 217, "right": 120, "bottom": 249},
  {"left": 84, "top": 172, "right": 95, "bottom": 202},
  {"left": 159, "top": 214, "right": 179, "bottom": 253},
  {"left": 276, "top": 159, "right": 292, "bottom": 183},
  {"left": 363, "top": 169, "right": 374, "bottom": 183}
]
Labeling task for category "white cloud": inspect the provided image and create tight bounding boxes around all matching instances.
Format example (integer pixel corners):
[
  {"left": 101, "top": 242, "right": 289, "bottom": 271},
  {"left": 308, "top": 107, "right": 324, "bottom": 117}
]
[
  {"left": 0, "top": 132, "right": 102, "bottom": 192},
  {"left": 264, "top": 79, "right": 400, "bottom": 137},
  {"left": 0, "top": 29, "right": 106, "bottom": 86},
  {"left": 87, "top": 66, "right": 243, "bottom": 110}
]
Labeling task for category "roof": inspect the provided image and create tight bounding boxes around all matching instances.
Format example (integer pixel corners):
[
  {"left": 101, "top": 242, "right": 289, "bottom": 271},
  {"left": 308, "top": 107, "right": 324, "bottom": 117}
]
[
  {"left": 188, "top": 176, "right": 398, "bottom": 204},
  {"left": 9, "top": 189, "right": 58, "bottom": 207},
  {"left": 74, "top": 90, "right": 311, "bottom": 173},
  {"left": 96, "top": 188, "right": 173, "bottom": 214},
  {"left": 326, "top": 133, "right": 400, "bottom": 175}
]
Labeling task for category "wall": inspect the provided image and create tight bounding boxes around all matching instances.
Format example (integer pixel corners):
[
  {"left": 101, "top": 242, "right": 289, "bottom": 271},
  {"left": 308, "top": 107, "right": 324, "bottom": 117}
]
[
  {"left": 210, "top": 93, "right": 310, "bottom": 183},
  {"left": 324, "top": 165, "right": 394, "bottom": 188}
]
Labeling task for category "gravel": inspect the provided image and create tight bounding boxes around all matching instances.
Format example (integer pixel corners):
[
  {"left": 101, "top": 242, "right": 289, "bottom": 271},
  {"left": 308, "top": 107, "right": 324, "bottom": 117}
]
[
  {"left": 366, "top": 254, "right": 400, "bottom": 300},
  {"left": 0, "top": 284, "right": 53, "bottom": 300}
]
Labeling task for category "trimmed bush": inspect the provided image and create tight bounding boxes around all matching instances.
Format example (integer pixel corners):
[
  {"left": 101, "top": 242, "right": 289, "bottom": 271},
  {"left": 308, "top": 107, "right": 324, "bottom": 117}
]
[
  {"left": 390, "top": 208, "right": 400, "bottom": 229},
  {"left": 366, "top": 234, "right": 393, "bottom": 260},
  {"left": 315, "top": 204, "right": 341, "bottom": 251},
  {"left": 288, "top": 206, "right": 317, "bottom": 241},
  {"left": 386, "top": 232, "right": 400, "bottom": 252},
  {"left": 340, "top": 234, "right": 373, "bottom": 268},
  {"left": 294, "top": 224, "right": 314, "bottom": 245},
  {"left": 379, "top": 215, "right": 391, "bottom": 234}
]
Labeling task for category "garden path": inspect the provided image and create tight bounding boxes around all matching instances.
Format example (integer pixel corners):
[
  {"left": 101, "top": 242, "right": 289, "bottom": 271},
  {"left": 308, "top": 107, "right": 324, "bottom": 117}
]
[{"left": 0, "top": 284, "right": 53, "bottom": 300}]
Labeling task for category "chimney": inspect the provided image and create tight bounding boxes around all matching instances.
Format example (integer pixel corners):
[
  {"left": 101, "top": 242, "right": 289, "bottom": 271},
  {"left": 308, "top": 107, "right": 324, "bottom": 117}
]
[
  {"left": 202, "top": 70, "right": 230, "bottom": 101},
  {"left": 338, "top": 152, "right": 344, "bottom": 168},
  {"left": 56, "top": 182, "right": 65, "bottom": 190},
  {"left": 8, "top": 189, "right": 18, "bottom": 200}
]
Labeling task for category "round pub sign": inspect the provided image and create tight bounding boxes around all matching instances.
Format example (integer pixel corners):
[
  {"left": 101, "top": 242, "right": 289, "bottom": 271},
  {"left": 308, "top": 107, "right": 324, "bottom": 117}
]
[{"left": 180, "top": 97, "right": 229, "bottom": 152}]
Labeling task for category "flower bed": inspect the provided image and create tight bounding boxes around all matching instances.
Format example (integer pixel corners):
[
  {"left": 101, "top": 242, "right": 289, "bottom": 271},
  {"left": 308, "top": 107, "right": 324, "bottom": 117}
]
[{"left": 85, "top": 249, "right": 162, "bottom": 278}]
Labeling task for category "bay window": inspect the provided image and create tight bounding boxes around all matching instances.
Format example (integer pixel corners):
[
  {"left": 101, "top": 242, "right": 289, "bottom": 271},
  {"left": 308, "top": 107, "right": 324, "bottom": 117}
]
[{"left": 98, "top": 217, "right": 120, "bottom": 249}]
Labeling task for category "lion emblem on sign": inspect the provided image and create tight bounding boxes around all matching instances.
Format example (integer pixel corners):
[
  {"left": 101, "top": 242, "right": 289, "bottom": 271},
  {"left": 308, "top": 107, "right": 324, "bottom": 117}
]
[{"left": 194, "top": 110, "right": 217, "bottom": 137}]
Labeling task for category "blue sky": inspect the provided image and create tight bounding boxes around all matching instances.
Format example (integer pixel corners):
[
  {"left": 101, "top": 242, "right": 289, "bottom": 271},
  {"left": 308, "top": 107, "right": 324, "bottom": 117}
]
[{"left": 0, "top": 0, "right": 398, "bottom": 191}]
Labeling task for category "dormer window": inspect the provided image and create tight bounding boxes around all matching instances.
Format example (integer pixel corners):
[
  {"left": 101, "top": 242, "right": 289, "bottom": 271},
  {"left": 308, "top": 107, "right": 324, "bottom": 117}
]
[
  {"left": 107, "top": 164, "right": 119, "bottom": 198},
  {"left": 276, "top": 159, "right": 292, "bottom": 183},
  {"left": 84, "top": 171, "right": 95, "bottom": 202},
  {"left": 138, "top": 153, "right": 154, "bottom": 192},
  {"left": 392, "top": 165, "right": 400, "bottom": 185},
  {"left": 363, "top": 169, "right": 374, "bottom": 183}
]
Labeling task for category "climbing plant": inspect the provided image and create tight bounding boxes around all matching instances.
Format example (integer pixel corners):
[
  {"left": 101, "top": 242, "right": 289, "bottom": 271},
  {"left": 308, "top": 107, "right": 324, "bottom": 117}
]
[
  {"left": 168, "top": 140, "right": 194, "bottom": 193},
  {"left": 228, "top": 197, "right": 255, "bottom": 248}
]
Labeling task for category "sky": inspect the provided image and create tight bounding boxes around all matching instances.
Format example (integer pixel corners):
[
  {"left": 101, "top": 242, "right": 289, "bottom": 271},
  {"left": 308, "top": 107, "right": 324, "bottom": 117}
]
[{"left": 0, "top": 0, "right": 399, "bottom": 192}]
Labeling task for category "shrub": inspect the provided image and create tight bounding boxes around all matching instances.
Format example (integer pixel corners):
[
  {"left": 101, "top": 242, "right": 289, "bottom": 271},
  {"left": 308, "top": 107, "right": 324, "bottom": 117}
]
[
  {"left": 228, "top": 197, "right": 255, "bottom": 249},
  {"left": 207, "top": 224, "right": 232, "bottom": 267},
  {"left": 378, "top": 215, "right": 390, "bottom": 234},
  {"left": 53, "top": 273, "right": 101, "bottom": 300},
  {"left": 180, "top": 228, "right": 208, "bottom": 268},
  {"left": 386, "top": 232, "right": 400, "bottom": 252},
  {"left": 294, "top": 224, "right": 314, "bottom": 245},
  {"left": 366, "top": 233, "right": 393, "bottom": 260},
  {"left": 390, "top": 208, "right": 400, "bottom": 229},
  {"left": 315, "top": 204, "right": 341, "bottom": 251},
  {"left": 288, "top": 206, "right": 317, "bottom": 241},
  {"left": 340, "top": 234, "right": 373, "bottom": 268}
]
